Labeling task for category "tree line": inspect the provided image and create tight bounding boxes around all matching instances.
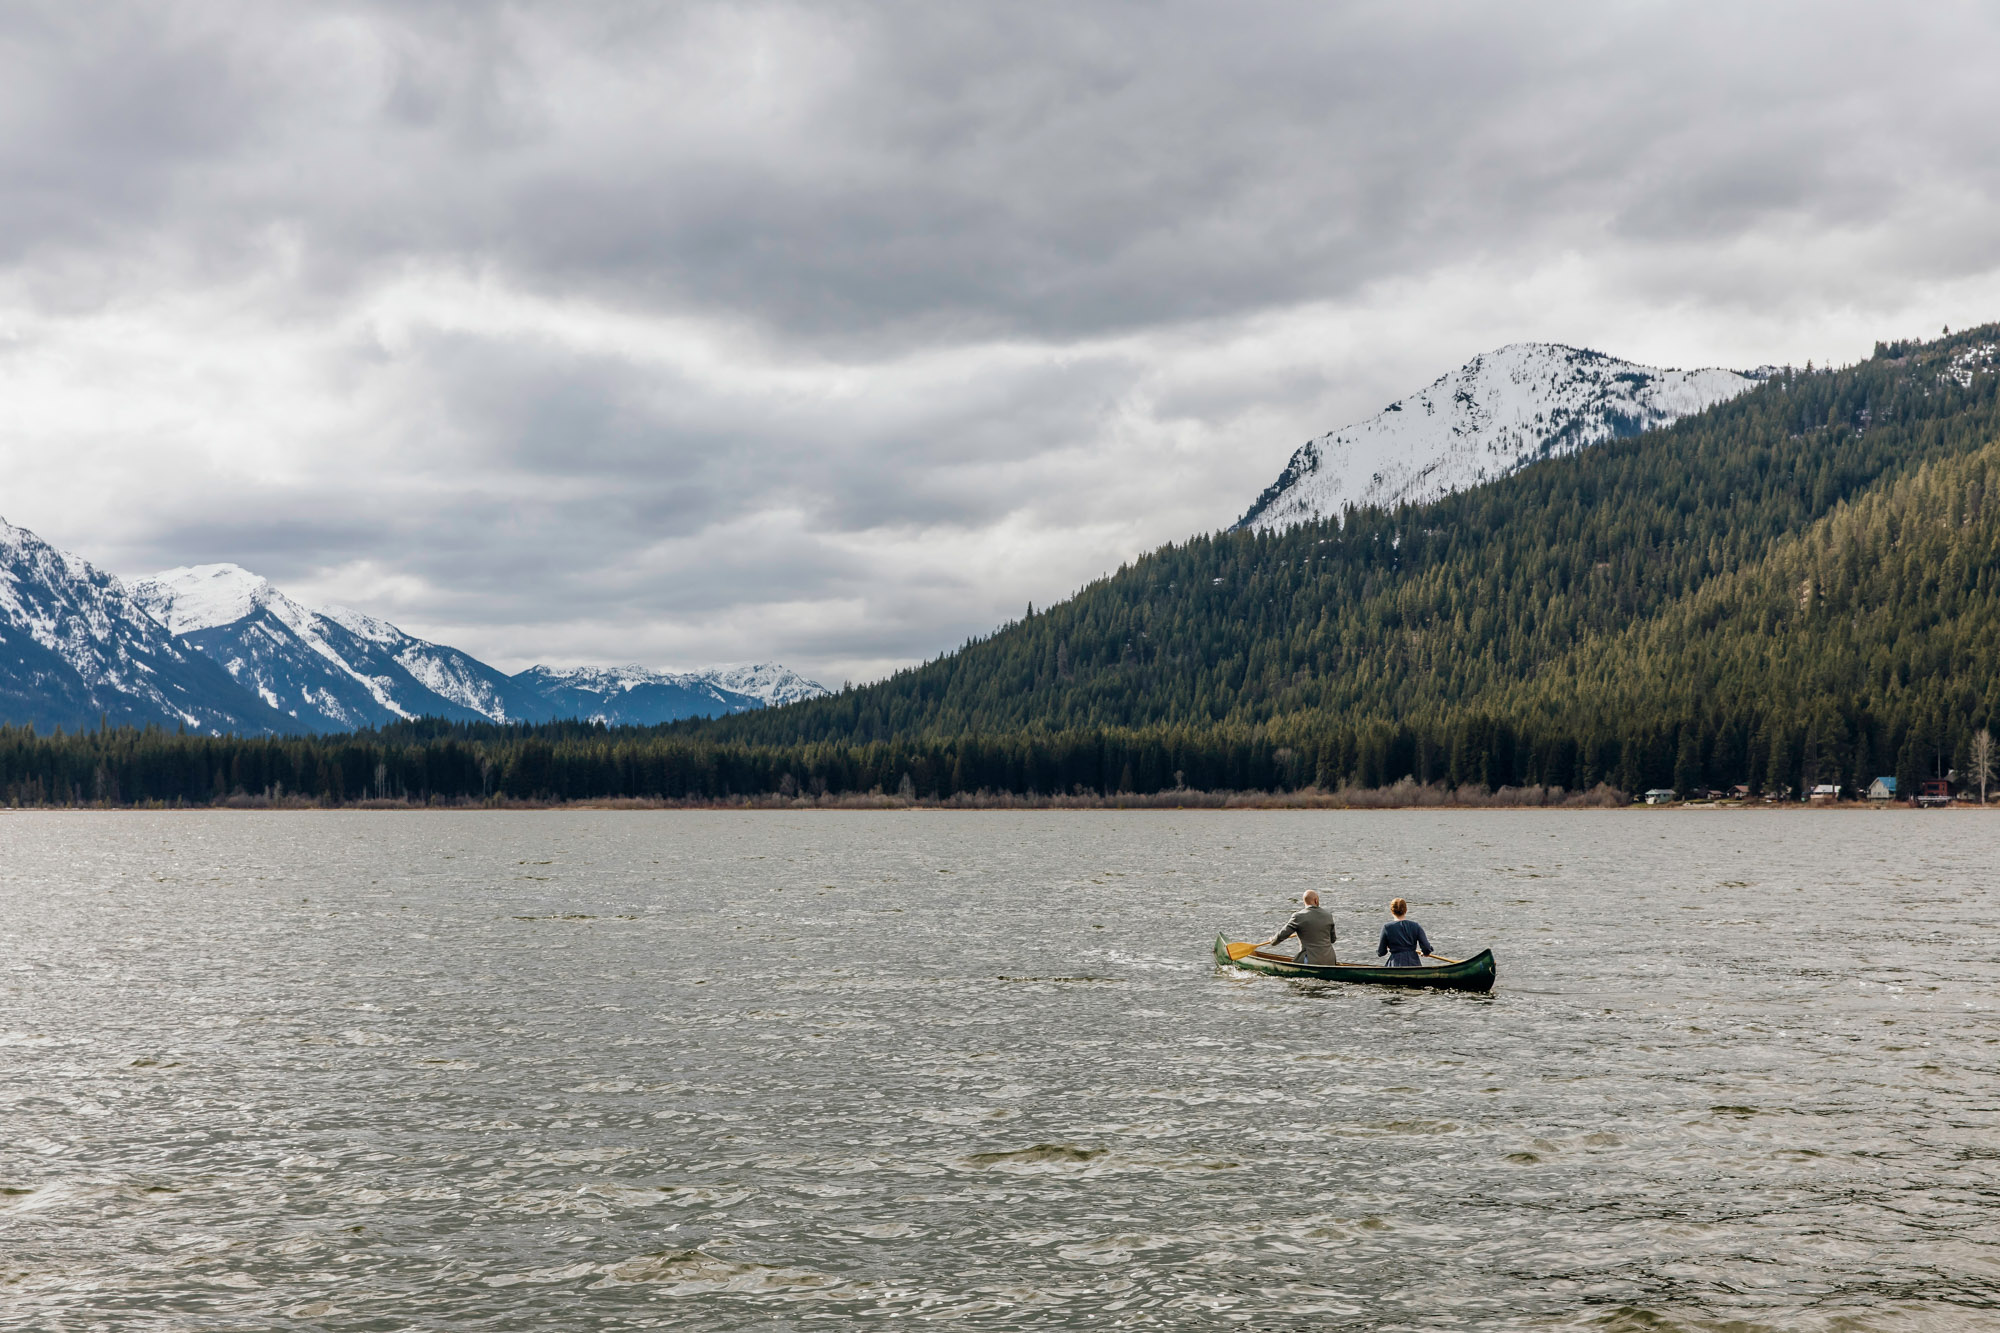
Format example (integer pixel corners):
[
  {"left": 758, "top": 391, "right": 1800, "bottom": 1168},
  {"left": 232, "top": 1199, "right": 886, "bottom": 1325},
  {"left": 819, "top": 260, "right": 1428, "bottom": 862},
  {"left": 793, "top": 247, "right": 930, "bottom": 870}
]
[{"left": 0, "top": 698, "right": 1979, "bottom": 807}]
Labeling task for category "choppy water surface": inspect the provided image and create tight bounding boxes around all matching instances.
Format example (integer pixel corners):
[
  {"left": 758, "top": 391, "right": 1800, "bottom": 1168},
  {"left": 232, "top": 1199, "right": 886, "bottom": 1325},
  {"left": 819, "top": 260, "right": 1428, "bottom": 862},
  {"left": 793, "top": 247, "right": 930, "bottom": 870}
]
[{"left": 1, "top": 810, "right": 1996, "bottom": 1331}]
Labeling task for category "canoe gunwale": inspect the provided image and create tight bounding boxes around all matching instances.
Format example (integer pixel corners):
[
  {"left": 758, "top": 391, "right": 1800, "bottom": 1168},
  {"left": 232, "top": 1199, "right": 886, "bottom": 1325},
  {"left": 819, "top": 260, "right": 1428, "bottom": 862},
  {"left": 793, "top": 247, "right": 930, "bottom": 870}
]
[{"left": 1213, "top": 933, "right": 1496, "bottom": 991}]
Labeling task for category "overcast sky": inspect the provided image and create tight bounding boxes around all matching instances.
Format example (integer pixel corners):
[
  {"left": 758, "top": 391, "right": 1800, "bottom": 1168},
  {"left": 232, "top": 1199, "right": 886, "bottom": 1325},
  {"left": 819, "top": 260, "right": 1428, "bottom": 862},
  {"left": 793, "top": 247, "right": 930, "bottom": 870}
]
[{"left": 4, "top": 2, "right": 1999, "bottom": 685}]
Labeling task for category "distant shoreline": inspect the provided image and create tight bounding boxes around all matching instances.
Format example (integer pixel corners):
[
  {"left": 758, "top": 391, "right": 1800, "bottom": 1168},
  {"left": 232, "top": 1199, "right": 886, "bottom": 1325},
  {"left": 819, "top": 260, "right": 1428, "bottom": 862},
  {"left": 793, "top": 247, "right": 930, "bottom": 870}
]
[{"left": 4, "top": 786, "right": 1986, "bottom": 812}]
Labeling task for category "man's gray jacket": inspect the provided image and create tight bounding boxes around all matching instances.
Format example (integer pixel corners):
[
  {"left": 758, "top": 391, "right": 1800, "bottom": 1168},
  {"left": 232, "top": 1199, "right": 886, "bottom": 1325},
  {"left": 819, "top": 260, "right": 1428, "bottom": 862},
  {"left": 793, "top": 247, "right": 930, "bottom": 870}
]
[{"left": 1273, "top": 905, "right": 1338, "bottom": 964}]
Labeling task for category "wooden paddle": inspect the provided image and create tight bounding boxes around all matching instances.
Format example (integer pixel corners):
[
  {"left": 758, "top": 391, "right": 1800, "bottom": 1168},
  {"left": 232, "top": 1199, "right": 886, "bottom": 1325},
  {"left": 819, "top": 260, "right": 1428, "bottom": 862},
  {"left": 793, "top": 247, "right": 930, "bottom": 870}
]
[
  {"left": 1228, "top": 942, "right": 1342, "bottom": 965},
  {"left": 1422, "top": 952, "right": 1466, "bottom": 965}
]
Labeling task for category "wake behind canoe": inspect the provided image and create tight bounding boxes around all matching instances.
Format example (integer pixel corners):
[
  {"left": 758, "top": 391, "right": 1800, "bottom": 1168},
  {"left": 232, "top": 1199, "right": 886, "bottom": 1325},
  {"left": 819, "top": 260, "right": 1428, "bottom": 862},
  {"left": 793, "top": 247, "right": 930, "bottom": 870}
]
[{"left": 1213, "top": 933, "right": 1496, "bottom": 991}]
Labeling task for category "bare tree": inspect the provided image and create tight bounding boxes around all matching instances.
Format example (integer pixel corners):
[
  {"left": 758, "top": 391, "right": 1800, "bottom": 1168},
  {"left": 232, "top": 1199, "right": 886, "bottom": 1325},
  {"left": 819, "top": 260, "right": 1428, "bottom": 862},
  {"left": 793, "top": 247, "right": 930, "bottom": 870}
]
[{"left": 1972, "top": 728, "right": 1996, "bottom": 805}]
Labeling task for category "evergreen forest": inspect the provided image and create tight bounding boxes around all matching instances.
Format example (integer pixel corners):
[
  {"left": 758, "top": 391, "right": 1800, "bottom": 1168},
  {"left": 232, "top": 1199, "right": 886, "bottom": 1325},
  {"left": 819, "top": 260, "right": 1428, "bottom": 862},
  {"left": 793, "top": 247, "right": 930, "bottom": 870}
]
[{"left": 10, "top": 326, "right": 2000, "bottom": 806}]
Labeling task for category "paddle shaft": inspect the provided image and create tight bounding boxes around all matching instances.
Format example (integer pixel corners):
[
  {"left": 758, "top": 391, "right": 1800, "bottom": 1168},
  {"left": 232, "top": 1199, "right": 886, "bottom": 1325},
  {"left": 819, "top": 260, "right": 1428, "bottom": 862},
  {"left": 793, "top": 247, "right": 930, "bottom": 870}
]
[{"left": 1227, "top": 940, "right": 1467, "bottom": 966}]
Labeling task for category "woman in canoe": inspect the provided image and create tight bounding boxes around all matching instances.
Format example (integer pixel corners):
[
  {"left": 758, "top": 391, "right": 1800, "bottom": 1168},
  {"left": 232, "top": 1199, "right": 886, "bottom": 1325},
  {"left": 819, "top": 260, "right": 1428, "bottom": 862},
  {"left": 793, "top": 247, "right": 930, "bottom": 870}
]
[{"left": 1377, "top": 898, "right": 1434, "bottom": 967}]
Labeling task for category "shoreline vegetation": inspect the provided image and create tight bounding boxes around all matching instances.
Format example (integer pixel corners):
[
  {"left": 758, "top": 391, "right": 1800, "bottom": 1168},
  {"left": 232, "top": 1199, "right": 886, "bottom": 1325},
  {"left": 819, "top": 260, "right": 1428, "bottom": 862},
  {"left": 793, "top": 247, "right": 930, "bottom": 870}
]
[
  {"left": 3, "top": 778, "right": 1986, "bottom": 811},
  {"left": 0, "top": 719, "right": 1980, "bottom": 810}
]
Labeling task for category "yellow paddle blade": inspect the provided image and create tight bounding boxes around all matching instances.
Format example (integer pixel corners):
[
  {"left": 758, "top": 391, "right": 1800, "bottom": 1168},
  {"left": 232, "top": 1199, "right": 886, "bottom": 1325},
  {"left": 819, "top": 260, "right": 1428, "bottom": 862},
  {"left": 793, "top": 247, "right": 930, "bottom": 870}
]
[{"left": 1225, "top": 941, "right": 1259, "bottom": 961}]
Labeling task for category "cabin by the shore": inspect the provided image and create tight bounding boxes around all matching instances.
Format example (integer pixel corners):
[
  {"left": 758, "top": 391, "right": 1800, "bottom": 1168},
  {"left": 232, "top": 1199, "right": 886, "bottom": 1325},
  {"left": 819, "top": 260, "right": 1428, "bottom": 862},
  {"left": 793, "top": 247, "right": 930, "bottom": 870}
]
[
  {"left": 1808, "top": 783, "right": 1841, "bottom": 803},
  {"left": 1643, "top": 788, "right": 1676, "bottom": 805},
  {"left": 1867, "top": 776, "right": 1897, "bottom": 801}
]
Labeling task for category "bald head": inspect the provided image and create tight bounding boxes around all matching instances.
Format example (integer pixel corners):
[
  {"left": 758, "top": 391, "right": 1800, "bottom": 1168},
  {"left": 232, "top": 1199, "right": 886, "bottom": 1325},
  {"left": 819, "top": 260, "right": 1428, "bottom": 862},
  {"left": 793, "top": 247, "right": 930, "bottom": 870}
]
[{"left": 1304, "top": 891, "right": 1320, "bottom": 906}]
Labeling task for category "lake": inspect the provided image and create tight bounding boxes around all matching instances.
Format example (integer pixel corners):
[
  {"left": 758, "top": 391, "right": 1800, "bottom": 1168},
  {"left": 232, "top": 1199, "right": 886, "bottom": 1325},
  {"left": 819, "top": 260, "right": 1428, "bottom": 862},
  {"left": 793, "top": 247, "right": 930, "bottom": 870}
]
[{"left": 0, "top": 809, "right": 1995, "bottom": 1330}]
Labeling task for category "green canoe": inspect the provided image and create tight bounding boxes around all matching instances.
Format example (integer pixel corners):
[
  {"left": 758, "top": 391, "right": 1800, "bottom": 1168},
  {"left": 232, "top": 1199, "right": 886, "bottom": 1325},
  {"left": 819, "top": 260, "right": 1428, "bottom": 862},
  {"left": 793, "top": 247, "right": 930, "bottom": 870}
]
[{"left": 1213, "top": 932, "right": 1496, "bottom": 991}]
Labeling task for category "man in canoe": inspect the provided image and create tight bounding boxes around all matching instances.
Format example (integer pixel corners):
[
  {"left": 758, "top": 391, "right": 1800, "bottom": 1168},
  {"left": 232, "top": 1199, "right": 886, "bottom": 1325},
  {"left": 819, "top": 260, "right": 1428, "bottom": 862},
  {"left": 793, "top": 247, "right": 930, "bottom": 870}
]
[
  {"left": 1260, "top": 890, "right": 1338, "bottom": 965},
  {"left": 1377, "top": 898, "right": 1434, "bottom": 967}
]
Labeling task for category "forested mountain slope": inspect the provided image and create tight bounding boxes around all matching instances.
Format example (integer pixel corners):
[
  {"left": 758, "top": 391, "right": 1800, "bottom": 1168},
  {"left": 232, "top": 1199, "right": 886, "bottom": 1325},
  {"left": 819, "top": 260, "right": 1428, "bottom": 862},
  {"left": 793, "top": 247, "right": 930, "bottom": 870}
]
[
  {"left": 672, "top": 328, "right": 2000, "bottom": 790},
  {"left": 1499, "top": 426, "right": 2000, "bottom": 793}
]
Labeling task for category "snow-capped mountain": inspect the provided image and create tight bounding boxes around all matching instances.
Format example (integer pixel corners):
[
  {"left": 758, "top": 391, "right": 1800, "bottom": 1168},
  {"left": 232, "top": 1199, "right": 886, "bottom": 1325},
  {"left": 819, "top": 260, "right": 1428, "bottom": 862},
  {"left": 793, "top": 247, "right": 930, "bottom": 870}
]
[
  {"left": 0, "top": 519, "right": 293, "bottom": 734},
  {"left": 1238, "top": 343, "right": 1764, "bottom": 531},
  {"left": 511, "top": 663, "right": 827, "bottom": 727},
  {"left": 0, "top": 521, "right": 829, "bottom": 736},
  {"left": 128, "top": 563, "right": 827, "bottom": 732},
  {"left": 129, "top": 564, "right": 526, "bottom": 731},
  {"left": 700, "top": 663, "right": 830, "bottom": 708}
]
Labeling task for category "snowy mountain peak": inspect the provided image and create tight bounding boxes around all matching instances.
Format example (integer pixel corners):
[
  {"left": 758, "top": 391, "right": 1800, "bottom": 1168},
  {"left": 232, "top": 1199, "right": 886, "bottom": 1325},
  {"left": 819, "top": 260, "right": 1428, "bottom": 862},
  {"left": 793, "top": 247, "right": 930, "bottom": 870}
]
[
  {"left": 131, "top": 563, "right": 294, "bottom": 635},
  {"left": 515, "top": 661, "right": 830, "bottom": 722},
  {"left": 1238, "top": 342, "right": 1764, "bottom": 531}
]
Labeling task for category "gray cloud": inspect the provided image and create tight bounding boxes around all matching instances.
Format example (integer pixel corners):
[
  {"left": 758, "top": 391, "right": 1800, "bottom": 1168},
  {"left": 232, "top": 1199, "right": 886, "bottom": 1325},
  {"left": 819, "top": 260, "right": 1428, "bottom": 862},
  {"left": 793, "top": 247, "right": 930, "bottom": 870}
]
[
  {"left": 3, "top": 1, "right": 1999, "bottom": 684},
  {"left": 16, "top": 3, "right": 1998, "bottom": 338}
]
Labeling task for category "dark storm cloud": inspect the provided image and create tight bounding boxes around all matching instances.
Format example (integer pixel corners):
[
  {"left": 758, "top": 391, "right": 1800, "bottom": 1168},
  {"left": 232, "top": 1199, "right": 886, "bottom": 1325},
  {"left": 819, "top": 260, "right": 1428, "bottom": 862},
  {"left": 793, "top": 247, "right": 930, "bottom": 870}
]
[{"left": 4, "top": 1, "right": 2000, "bottom": 681}]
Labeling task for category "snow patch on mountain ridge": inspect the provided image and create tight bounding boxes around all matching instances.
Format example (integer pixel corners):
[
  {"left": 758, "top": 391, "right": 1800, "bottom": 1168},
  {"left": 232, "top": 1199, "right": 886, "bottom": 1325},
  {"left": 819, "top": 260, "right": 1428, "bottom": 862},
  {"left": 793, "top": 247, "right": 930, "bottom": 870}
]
[
  {"left": 521, "top": 662, "right": 825, "bottom": 709},
  {"left": 516, "top": 662, "right": 828, "bottom": 714},
  {"left": 1239, "top": 343, "right": 1763, "bottom": 531},
  {"left": 313, "top": 603, "right": 527, "bottom": 721},
  {"left": 706, "top": 662, "right": 828, "bottom": 708},
  {"left": 0, "top": 518, "right": 195, "bottom": 716}
]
